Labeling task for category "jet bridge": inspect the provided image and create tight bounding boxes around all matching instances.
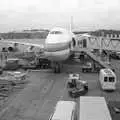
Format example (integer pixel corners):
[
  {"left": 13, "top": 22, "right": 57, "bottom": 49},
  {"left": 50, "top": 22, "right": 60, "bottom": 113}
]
[
  {"left": 72, "top": 35, "right": 120, "bottom": 70},
  {"left": 76, "top": 34, "right": 120, "bottom": 51}
]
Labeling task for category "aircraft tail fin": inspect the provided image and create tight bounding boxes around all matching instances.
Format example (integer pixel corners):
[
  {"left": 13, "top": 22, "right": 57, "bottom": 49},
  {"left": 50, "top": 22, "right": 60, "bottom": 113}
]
[{"left": 70, "top": 16, "right": 73, "bottom": 32}]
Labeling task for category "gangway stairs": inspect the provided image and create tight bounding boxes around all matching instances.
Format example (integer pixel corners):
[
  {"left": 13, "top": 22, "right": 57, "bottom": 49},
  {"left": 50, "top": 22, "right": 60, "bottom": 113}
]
[{"left": 72, "top": 47, "right": 113, "bottom": 70}]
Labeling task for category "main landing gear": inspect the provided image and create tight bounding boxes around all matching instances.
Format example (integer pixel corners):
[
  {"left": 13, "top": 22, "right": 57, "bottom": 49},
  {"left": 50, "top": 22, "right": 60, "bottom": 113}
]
[{"left": 53, "top": 62, "right": 62, "bottom": 73}]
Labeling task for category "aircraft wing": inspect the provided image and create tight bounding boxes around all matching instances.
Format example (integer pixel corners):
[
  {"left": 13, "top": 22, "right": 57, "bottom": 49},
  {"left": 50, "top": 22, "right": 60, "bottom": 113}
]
[{"left": 0, "top": 40, "right": 44, "bottom": 48}]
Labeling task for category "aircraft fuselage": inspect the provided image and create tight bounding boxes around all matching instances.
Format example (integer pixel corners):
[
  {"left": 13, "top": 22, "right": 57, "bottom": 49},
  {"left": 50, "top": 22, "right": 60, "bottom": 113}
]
[{"left": 44, "top": 27, "right": 75, "bottom": 62}]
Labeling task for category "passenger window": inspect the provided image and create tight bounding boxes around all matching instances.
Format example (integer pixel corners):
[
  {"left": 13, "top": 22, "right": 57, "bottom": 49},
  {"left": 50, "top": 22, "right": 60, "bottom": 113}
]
[
  {"left": 109, "top": 77, "right": 114, "bottom": 82},
  {"left": 104, "top": 77, "right": 107, "bottom": 82}
]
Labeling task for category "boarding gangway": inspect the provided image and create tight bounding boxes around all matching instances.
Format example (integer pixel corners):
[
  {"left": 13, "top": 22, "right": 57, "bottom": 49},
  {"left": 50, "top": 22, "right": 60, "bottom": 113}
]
[{"left": 76, "top": 34, "right": 120, "bottom": 51}]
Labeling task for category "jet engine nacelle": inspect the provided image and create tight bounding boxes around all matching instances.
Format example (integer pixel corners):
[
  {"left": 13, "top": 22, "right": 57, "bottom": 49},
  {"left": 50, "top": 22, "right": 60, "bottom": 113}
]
[{"left": 7, "top": 43, "right": 19, "bottom": 52}]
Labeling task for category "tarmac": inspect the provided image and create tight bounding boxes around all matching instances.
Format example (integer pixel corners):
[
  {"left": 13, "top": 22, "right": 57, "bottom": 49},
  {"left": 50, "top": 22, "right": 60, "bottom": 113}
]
[{"left": 0, "top": 59, "right": 119, "bottom": 120}]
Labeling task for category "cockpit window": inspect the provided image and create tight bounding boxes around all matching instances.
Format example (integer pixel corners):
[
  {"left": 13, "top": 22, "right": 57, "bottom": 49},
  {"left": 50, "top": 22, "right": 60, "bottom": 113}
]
[
  {"left": 55, "top": 31, "right": 62, "bottom": 34},
  {"left": 50, "top": 31, "right": 55, "bottom": 34},
  {"left": 50, "top": 31, "right": 62, "bottom": 34}
]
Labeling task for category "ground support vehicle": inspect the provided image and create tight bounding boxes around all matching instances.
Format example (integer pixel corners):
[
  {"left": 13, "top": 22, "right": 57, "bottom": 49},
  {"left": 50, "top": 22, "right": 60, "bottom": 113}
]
[
  {"left": 67, "top": 73, "right": 88, "bottom": 98},
  {"left": 79, "top": 96, "right": 112, "bottom": 120},
  {"left": 7, "top": 71, "right": 28, "bottom": 81},
  {"left": 0, "top": 71, "right": 28, "bottom": 85},
  {"left": 49, "top": 101, "right": 77, "bottom": 120},
  {"left": 3, "top": 58, "right": 20, "bottom": 70},
  {"left": 35, "top": 58, "right": 51, "bottom": 69},
  {"left": 99, "top": 68, "right": 116, "bottom": 90},
  {"left": 82, "top": 62, "right": 92, "bottom": 72},
  {"left": 19, "top": 59, "right": 37, "bottom": 70}
]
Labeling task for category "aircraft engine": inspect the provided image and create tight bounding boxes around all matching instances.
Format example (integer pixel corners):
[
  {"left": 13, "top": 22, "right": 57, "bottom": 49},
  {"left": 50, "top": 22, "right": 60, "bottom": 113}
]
[{"left": 7, "top": 43, "right": 19, "bottom": 52}]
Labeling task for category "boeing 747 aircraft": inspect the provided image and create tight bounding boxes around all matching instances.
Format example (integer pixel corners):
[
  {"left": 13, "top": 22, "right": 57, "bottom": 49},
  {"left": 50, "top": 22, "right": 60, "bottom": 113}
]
[{"left": 1, "top": 27, "right": 77, "bottom": 73}]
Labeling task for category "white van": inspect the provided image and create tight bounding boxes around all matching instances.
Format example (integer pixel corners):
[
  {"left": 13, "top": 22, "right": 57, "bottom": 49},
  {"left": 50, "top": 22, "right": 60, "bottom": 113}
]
[
  {"left": 99, "top": 68, "right": 116, "bottom": 90},
  {"left": 49, "top": 101, "right": 77, "bottom": 120}
]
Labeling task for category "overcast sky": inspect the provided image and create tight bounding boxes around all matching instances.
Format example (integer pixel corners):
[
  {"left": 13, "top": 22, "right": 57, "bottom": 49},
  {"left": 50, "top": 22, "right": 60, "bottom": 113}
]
[{"left": 0, "top": 0, "right": 120, "bottom": 32}]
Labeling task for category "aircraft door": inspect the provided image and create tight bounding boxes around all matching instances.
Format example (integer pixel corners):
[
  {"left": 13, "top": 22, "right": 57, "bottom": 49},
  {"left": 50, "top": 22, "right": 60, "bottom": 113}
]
[
  {"left": 83, "top": 39, "right": 87, "bottom": 48},
  {"left": 72, "top": 38, "right": 76, "bottom": 47}
]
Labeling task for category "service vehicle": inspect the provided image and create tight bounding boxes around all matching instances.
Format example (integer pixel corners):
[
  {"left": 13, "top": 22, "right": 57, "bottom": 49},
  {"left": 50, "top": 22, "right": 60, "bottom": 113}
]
[
  {"left": 49, "top": 101, "right": 77, "bottom": 120},
  {"left": 0, "top": 71, "right": 28, "bottom": 85},
  {"left": 37, "top": 58, "right": 51, "bottom": 69},
  {"left": 110, "top": 51, "right": 120, "bottom": 59},
  {"left": 19, "top": 59, "right": 37, "bottom": 70},
  {"left": 7, "top": 71, "right": 28, "bottom": 81},
  {"left": 82, "top": 62, "right": 92, "bottom": 72},
  {"left": 67, "top": 73, "right": 88, "bottom": 98},
  {"left": 79, "top": 96, "right": 112, "bottom": 120},
  {"left": 3, "top": 58, "right": 20, "bottom": 70},
  {"left": 99, "top": 68, "right": 116, "bottom": 90}
]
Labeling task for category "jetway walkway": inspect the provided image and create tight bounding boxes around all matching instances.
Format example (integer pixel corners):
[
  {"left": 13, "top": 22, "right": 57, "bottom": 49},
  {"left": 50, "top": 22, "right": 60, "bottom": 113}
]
[
  {"left": 72, "top": 47, "right": 113, "bottom": 70},
  {"left": 76, "top": 34, "right": 120, "bottom": 51}
]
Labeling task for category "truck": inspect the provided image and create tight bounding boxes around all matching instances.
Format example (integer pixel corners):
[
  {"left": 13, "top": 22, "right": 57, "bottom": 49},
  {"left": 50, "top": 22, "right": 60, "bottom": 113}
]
[
  {"left": 3, "top": 58, "right": 20, "bottom": 70},
  {"left": 79, "top": 96, "right": 112, "bottom": 120},
  {"left": 49, "top": 101, "right": 77, "bottom": 120},
  {"left": 67, "top": 73, "right": 88, "bottom": 98}
]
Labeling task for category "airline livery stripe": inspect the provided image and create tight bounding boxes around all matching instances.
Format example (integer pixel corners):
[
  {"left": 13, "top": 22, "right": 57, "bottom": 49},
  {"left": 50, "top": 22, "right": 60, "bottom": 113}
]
[{"left": 45, "top": 42, "right": 70, "bottom": 52}]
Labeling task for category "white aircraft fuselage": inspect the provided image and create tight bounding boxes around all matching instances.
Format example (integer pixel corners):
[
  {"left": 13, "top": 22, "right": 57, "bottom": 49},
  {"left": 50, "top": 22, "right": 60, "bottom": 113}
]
[{"left": 44, "top": 27, "right": 75, "bottom": 62}]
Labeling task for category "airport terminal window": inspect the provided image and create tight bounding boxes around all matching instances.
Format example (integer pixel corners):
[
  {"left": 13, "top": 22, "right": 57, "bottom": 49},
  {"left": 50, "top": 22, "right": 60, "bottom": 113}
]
[
  {"left": 109, "top": 77, "right": 114, "bottom": 82},
  {"left": 104, "top": 77, "right": 108, "bottom": 82}
]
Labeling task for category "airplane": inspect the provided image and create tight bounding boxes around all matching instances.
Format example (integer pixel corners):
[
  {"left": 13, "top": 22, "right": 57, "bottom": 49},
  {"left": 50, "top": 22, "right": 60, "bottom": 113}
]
[{"left": 0, "top": 27, "right": 78, "bottom": 73}]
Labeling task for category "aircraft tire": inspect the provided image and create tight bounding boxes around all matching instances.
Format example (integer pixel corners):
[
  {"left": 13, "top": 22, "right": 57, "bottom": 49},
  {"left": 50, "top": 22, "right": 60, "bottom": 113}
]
[
  {"left": 57, "top": 64, "right": 61, "bottom": 73},
  {"left": 54, "top": 67, "right": 56, "bottom": 73},
  {"left": 53, "top": 63, "right": 61, "bottom": 73}
]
